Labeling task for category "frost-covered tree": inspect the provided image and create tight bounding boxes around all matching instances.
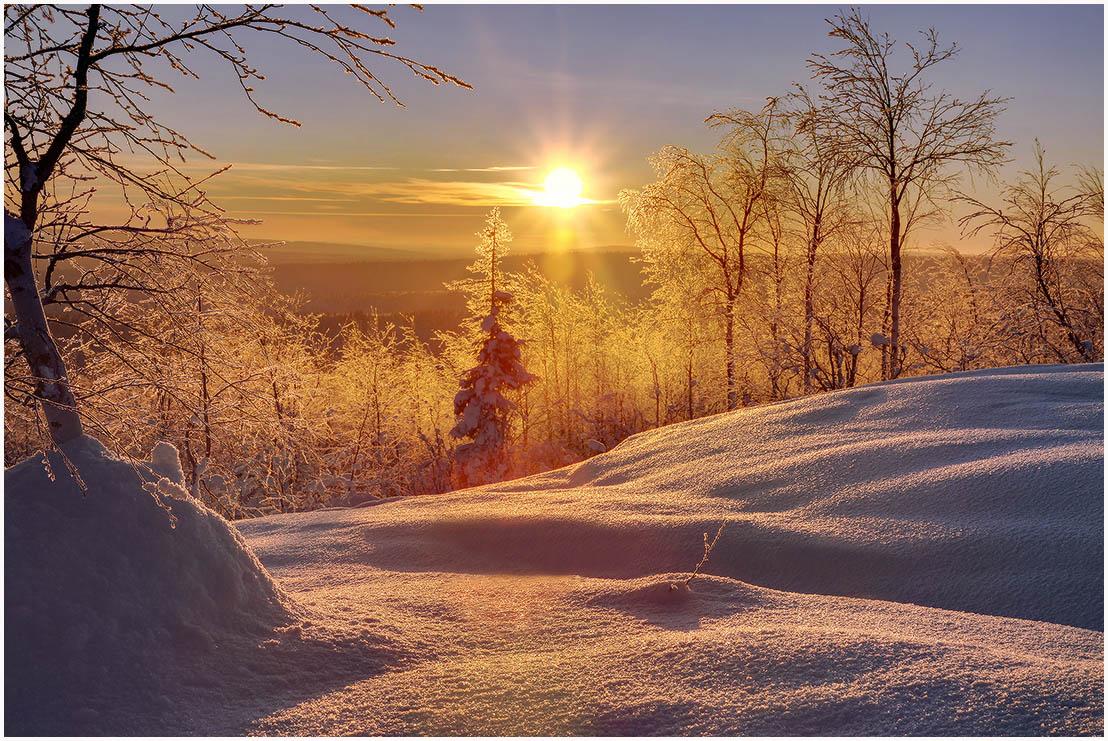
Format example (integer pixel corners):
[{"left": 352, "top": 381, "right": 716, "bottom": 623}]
[
  {"left": 957, "top": 144, "right": 1103, "bottom": 363},
  {"left": 623, "top": 102, "right": 780, "bottom": 410},
  {"left": 809, "top": 9, "right": 1009, "bottom": 378},
  {"left": 4, "top": 4, "right": 468, "bottom": 447},
  {"left": 325, "top": 314, "right": 455, "bottom": 504},
  {"left": 447, "top": 207, "right": 515, "bottom": 336},
  {"left": 901, "top": 249, "right": 1006, "bottom": 374},
  {"left": 449, "top": 210, "right": 535, "bottom": 488},
  {"left": 782, "top": 88, "right": 855, "bottom": 392}
]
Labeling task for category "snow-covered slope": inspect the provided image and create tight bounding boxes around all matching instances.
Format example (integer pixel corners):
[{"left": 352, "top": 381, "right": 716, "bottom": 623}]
[
  {"left": 5, "top": 365, "right": 1103, "bottom": 735},
  {"left": 5, "top": 437, "right": 384, "bottom": 735},
  {"left": 249, "top": 363, "right": 1105, "bottom": 630}
]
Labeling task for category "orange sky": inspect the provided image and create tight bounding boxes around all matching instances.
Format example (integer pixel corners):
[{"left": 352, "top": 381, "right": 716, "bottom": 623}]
[{"left": 92, "top": 5, "right": 1103, "bottom": 257}]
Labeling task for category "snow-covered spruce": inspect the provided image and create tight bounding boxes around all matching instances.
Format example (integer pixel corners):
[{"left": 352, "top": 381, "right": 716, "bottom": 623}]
[{"left": 450, "top": 290, "right": 535, "bottom": 488}]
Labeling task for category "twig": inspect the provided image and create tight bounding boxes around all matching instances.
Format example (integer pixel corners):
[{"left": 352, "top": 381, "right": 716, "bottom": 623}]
[{"left": 677, "top": 522, "right": 727, "bottom": 589}]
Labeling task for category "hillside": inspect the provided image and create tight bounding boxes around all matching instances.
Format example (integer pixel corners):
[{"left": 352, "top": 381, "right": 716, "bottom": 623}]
[{"left": 5, "top": 364, "right": 1103, "bottom": 734}]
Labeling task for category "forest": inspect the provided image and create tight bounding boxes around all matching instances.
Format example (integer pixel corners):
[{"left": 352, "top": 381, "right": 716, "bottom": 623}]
[{"left": 5, "top": 6, "right": 1103, "bottom": 518}]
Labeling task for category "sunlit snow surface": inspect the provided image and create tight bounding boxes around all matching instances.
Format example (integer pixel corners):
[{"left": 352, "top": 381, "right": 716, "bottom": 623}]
[{"left": 6, "top": 365, "right": 1103, "bottom": 735}]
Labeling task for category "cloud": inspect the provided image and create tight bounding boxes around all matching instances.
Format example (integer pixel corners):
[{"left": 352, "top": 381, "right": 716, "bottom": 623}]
[
  {"left": 350, "top": 178, "right": 541, "bottom": 206},
  {"left": 200, "top": 162, "right": 614, "bottom": 209},
  {"left": 227, "top": 209, "right": 466, "bottom": 217},
  {"left": 219, "top": 174, "right": 615, "bottom": 210},
  {"left": 216, "top": 195, "right": 357, "bottom": 203},
  {"left": 175, "top": 160, "right": 534, "bottom": 175},
  {"left": 222, "top": 162, "right": 400, "bottom": 172},
  {"left": 427, "top": 165, "right": 536, "bottom": 173}
]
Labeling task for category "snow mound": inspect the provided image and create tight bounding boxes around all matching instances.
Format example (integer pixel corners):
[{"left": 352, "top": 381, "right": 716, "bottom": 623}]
[
  {"left": 5, "top": 436, "right": 398, "bottom": 734},
  {"left": 250, "top": 364, "right": 1102, "bottom": 630},
  {"left": 250, "top": 573, "right": 1102, "bottom": 735},
  {"left": 229, "top": 364, "right": 1102, "bottom": 735}
]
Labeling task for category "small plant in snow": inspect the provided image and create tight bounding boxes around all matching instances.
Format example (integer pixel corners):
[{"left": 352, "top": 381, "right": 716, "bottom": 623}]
[{"left": 672, "top": 522, "right": 727, "bottom": 591}]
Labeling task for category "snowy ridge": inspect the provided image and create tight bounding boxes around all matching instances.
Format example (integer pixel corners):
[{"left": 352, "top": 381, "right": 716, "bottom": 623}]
[
  {"left": 249, "top": 363, "right": 1105, "bottom": 629},
  {"left": 5, "top": 364, "right": 1104, "bottom": 734}
]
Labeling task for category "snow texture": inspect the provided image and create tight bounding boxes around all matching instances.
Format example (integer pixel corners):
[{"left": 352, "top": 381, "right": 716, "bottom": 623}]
[
  {"left": 5, "top": 437, "right": 385, "bottom": 735},
  {"left": 5, "top": 364, "right": 1103, "bottom": 734},
  {"left": 4, "top": 212, "right": 30, "bottom": 246}
]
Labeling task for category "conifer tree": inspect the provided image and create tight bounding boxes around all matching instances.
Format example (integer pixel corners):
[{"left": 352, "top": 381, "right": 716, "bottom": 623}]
[{"left": 450, "top": 210, "right": 535, "bottom": 488}]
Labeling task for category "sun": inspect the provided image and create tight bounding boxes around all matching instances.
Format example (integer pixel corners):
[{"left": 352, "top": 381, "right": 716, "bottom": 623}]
[{"left": 534, "top": 167, "right": 585, "bottom": 208}]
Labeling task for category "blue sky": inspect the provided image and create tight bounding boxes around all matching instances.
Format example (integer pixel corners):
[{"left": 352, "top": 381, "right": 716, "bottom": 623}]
[{"left": 133, "top": 4, "right": 1104, "bottom": 252}]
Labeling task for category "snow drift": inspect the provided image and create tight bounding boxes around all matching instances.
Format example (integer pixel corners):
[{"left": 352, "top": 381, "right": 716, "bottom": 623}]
[
  {"left": 4, "top": 437, "right": 391, "bottom": 735},
  {"left": 5, "top": 364, "right": 1103, "bottom": 734},
  {"left": 240, "top": 364, "right": 1104, "bottom": 735},
  {"left": 249, "top": 363, "right": 1105, "bottom": 630}
]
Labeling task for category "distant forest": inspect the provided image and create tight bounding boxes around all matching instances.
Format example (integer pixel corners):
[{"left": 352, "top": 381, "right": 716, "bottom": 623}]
[{"left": 271, "top": 249, "right": 649, "bottom": 340}]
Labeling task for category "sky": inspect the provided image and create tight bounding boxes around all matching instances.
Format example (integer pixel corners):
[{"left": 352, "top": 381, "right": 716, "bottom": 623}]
[{"left": 130, "top": 4, "right": 1103, "bottom": 255}]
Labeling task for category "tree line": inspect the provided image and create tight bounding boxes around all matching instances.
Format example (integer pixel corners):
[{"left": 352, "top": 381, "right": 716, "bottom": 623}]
[{"left": 5, "top": 7, "right": 1102, "bottom": 516}]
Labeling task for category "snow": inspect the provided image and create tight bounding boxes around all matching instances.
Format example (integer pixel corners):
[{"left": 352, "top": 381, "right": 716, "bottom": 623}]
[
  {"left": 4, "top": 212, "right": 30, "bottom": 246},
  {"left": 5, "top": 364, "right": 1103, "bottom": 734},
  {"left": 4, "top": 437, "right": 316, "bottom": 735}
]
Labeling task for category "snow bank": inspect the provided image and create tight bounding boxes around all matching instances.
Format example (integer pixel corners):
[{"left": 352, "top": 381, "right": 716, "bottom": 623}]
[
  {"left": 236, "top": 364, "right": 1102, "bottom": 734},
  {"left": 5, "top": 436, "right": 394, "bottom": 735},
  {"left": 251, "top": 573, "right": 1102, "bottom": 735}
]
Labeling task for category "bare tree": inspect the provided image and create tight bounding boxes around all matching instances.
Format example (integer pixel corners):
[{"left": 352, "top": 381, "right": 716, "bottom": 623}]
[
  {"left": 810, "top": 218, "right": 885, "bottom": 390},
  {"left": 782, "top": 88, "right": 854, "bottom": 392},
  {"left": 5, "top": 4, "right": 468, "bottom": 445},
  {"left": 808, "top": 8, "right": 1009, "bottom": 379},
  {"left": 754, "top": 175, "right": 792, "bottom": 401},
  {"left": 958, "top": 143, "right": 1103, "bottom": 363},
  {"left": 624, "top": 103, "right": 779, "bottom": 410},
  {"left": 706, "top": 102, "right": 784, "bottom": 407}
]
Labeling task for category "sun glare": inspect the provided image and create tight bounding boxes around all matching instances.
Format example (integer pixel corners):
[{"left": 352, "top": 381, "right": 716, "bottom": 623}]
[{"left": 534, "top": 167, "right": 585, "bottom": 208}]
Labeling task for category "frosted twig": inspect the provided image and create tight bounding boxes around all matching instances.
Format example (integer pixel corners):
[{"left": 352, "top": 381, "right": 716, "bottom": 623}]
[{"left": 679, "top": 522, "right": 726, "bottom": 588}]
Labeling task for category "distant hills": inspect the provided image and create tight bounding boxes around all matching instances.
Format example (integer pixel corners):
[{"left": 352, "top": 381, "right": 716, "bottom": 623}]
[
  {"left": 260, "top": 239, "right": 984, "bottom": 342},
  {"left": 254, "top": 239, "right": 638, "bottom": 265},
  {"left": 253, "top": 240, "right": 435, "bottom": 264},
  {"left": 269, "top": 248, "right": 647, "bottom": 340}
]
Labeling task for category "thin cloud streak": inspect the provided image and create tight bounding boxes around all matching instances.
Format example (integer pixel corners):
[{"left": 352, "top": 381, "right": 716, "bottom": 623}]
[
  {"left": 428, "top": 165, "right": 536, "bottom": 172},
  {"left": 229, "top": 209, "right": 477, "bottom": 217},
  {"left": 217, "top": 195, "right": 358, "bottom": 202}
]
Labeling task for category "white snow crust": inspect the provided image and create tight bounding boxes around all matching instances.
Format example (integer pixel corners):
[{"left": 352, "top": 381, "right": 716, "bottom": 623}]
[
  {"left": 5, "top": 364, "right": 1103, "bottom": 734},
  {"left": 5, "top": 437, "right": 387, "bottom": 734}
]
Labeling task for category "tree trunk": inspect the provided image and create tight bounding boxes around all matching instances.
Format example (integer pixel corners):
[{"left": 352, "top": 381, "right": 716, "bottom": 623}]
[
  {"left": 848, "top": 282, "right": 866, "bottom": 388},
  {"left": 195, "top": 289, "right": 213, "bottom": 462},
  {"left": 724, "top": 297, "right": 737, "bottom": 410},
  {"left": 802, "top": 220, "right": 820, "bottom": 394},
  {"left": 4, "top": 214, "right": 83, "bottom": 444},
  {"left": 2, "top": 6, "right": 98, "bottom": 447},
  {"left": 1031, "top": 255, "right": 1093, "bottom": 362},
  {"left": 769, "top": 242, "right": 784, "bottom": 401},
  {"left": 888, "top": 192, "right": 903, "bottom": 379},
  {"left": 685, "top": 355, "right": 694, "bottom": 421}
]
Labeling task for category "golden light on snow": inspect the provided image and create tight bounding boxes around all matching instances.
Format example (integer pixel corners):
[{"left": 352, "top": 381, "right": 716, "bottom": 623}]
[{"left": 534, "top": 167, "right": 586, "bottom": 208}]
